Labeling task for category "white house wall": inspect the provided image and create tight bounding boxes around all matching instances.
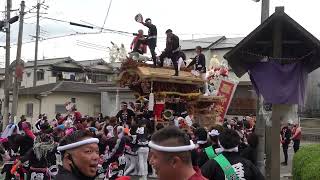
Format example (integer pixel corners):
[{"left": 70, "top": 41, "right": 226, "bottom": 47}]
[
  {"left": 17, "top": 95, "right": 41, "bottom": 124},
  {"left": 17, "top": 92, "right": 101, "bottom": 125},
  {"left": 21, "top": 67, "right": 57, "bottom": 88},
  {"left": 305, "top": 68, "right": 320, "bottom": 113}
]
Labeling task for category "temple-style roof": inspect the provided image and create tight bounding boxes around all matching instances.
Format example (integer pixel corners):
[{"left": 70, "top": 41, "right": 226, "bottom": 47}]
[
  {"left": 118, "top": 60, "right": 204, "bottom": 86},
  {"left": 134, "top": 66, "right": 204, "bottom": 85},
  {"left": 224, "top": 7, "right": 320, "bottom": 77}
]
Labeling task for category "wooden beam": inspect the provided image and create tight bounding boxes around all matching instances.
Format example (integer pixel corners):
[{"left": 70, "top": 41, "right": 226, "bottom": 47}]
[
  {"left": 269, "top": 7, "right": 283, "bottom": 180},
  {"left": 255, "top": 40, "right": 303, "bottom": 45}
]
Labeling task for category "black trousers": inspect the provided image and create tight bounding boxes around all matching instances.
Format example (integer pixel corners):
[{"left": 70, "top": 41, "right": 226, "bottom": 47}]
[
  {"left": 159, "top": 51, "right": 179, "bottom": 75},
  {"left": 293, "top": 139, "right": 300, "bottom": 153},
  {"left": 282, "top": 144, "right": 289, "bottom": 163},
  {"left": 133, "top": 39, "right": 157, "bottom": 66}
]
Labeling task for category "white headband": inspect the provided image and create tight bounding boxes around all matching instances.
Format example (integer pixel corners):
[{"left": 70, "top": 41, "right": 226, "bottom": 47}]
[
  {"left": 218, "top": 140, "right": 238, "bottom": 153},
  {"left": 209, "top": 129, "right": 220, "bottom": 137},
  {"left": 57, "top": 138, "right": 99, "bottom": 152},
  {"left": 148, "top": 140, "right": 196, "bottom": 152},
  {"left": 197, "top": 140, "right": 208, "bottom": 145}
]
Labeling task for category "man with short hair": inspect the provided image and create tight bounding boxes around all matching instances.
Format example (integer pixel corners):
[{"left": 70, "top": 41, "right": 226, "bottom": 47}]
[
  {"left": 159, "top": 29, "right": 180, "bottom": 76},
  {"left": 197, "top": 127, "right": 221, "bottom": 167},
  {"left": 116, "top": 102, "right": 136, "bottom": 127},
  {"left": 281, "top": 122, "right": 292, "bottom": 165},
  {"left": 135, "top": 18, "right": 157, "bottom": 66},
  {"left": 187, "top": 46, "right": 209, "bottom": 95},
  {"left": 149, "top": 126, "right": 206, "bottom": 180},
  {"left": 55, "top": 130, "right": 100, "bottom": 180},
  {"left": 201, "top": 129, "right": 264, "bottom": 180}
]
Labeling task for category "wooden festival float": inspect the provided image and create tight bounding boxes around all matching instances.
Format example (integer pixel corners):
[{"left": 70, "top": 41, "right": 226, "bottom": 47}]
[{"left": 117, "top": 58, "right": 223, "bottom": 127}]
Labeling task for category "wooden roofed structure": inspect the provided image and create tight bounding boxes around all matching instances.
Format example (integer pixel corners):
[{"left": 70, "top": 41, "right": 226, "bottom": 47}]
[{"left": 117, "top": 59, "right": 222, "bottom": 127}]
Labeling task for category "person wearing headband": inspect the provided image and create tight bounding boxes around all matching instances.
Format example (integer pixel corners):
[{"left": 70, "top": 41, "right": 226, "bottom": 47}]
[
  {"left": 149, "top": 126, "right": 206, "bottom": 180},
  {"left": 197, "top": 127, "right": 221, "bottom": 167},
  {"left": 12, "top": 134, "right": 57, "bottom": 180},
  {"left": 102, "top": 125, "right": 127, "bottom": 179},
  {"left": 201, "top": 129, "right": 264, "bottom": 180},
  {"left": 55, "top": 130, "right": 100, "bottom": 180},
  {"left": 116, "top": 102, "right": 136, "bottom": 127}
]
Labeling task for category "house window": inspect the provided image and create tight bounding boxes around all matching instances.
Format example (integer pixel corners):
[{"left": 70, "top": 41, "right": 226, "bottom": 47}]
[
  {"left": 55, "top": 104, "right": 66, "bottom": 114},
  {"left": 26, "top": 72, "right": 31, "bottom": 77},
  {"left": 37, "top": 70, "right": 44, "bottom": 81},
  {"left": 71, "top": 98, "right": 76, "bottom": 103},
  {"left": 26, "top": 103, "right": 33, "bottom": 117}
]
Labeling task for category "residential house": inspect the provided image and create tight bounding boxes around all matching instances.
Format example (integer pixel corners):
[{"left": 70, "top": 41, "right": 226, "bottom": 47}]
[
  {"left": 21, "top": 57, "right": 118, "bottom": 88},
  {"left": 181, "top": 36, "right": 256, "bottom": 115},
  {"left": 17, "top": 57, "right": 135, "bottom": 123},
  {"left": 18, "top": 81, "right": 101, "bottom": 124}
]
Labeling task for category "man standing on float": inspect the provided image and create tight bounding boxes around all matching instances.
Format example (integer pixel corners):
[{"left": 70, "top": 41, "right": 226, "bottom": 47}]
[
  {"left": 134, "top": 18, "right": 157, "bottom": 67},
  {"left": 159, "top": 29, "right": 180, "bottom": 76},
  {"left": 187, "top": 46, "right": 210, "bottom": 95}
]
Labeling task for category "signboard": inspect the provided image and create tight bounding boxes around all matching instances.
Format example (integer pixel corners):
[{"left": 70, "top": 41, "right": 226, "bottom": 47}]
[{"left": 214, "top": 79, "right": 237, "bottom": 123}]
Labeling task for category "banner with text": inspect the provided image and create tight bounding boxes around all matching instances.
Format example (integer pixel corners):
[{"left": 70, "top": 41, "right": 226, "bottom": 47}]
[{"left": 214, "top": 79, "right": 237, "bottom": 123}]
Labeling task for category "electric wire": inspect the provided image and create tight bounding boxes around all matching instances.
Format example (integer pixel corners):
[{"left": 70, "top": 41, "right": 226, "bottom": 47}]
[{"left": 101, "top": 0, "right": 113, "bottom": 30}]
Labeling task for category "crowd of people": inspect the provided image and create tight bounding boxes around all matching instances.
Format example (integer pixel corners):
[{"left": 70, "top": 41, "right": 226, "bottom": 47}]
[{"left": 0, "top": 98, "right": 268, "bottom": 180}]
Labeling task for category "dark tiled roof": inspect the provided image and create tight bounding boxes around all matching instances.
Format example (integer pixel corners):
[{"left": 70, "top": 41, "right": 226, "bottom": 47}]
[
  {"left": 19, "top": 83, "right": 58, "bottom": 95},
  {"left": 78, "top": 59, "right": 106, "bottom": 67},
  {"left": 224, "top": 7, "right": 320, "bottom": 77},
  {"left": 24, "top": 57, "right": 74, "bottom": 68},
  {"left": 180, "top": 36, "right": 225, "bottom": 50},
  {"left": 78, "top": 59, "right": 115, "bottom": 73},
  {"left": 19, "top": 81, "right": 101, "bottom": 95},
  {"left": 210, "top": 37, "right": 244, "bottom": 49}
]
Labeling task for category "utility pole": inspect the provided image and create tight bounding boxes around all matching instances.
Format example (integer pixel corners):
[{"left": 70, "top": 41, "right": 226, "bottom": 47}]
[
  {"left": 12, "top": 1, "right": 25, "bottom": 117},
  {"left": 33, "top": 1, "right": 40, "bottom": 87},
  {"left": 3, "top": 0, "right": 12, "bottom": 130},
  {"left": 255, "top": 0, "right": 270, "bottom": 177},
  {"left": 261, "top": 0, "right": 270, "bottom": 23},
  {"left": 270, "top": 8, "right": 285, "bottom": 180}
]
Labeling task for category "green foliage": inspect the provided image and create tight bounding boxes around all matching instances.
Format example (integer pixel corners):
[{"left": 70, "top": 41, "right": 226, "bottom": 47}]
[{"left": 292, "top": 144, "right": 320, "bottom": 180}]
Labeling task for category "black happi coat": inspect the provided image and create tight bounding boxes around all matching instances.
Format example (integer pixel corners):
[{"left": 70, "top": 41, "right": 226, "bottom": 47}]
[{"left": 201, "top": 152, "right": 265, "bottom": 180}]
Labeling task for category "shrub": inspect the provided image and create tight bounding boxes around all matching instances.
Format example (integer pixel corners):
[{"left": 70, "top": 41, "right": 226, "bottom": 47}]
[{"left": 292, "top": 144, "right": 320, "bottom": 180}]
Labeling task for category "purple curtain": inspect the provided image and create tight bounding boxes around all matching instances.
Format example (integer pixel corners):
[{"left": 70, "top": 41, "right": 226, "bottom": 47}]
[{"left": 248, "top": 60, "right": 307, "bottom": 105}]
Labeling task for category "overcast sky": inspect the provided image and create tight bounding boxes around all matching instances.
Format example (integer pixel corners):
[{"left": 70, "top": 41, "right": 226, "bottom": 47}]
[{"left": 0, "top": 0, "right": 320, "bottom": 64}]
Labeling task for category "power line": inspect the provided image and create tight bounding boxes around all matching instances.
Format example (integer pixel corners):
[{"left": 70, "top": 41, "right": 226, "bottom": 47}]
[
  {"left": 40, "top": 16, "right": 133, "bottom": 36},
  {"left": 76, "top": 40, "right": 108, "bottom": 49},
  {"left": 24, "top": 15, "right": 37, "bottom": 19},
  {"left": 76, "top": 43, "right": 109, "bottom": 52},
  {"left": 38, "top": 16, "right": 242, "bottom": 39},
  {"left": 10, "top": 31, "right": 109, "bottom": 46},
  {"left": 40, "top": 16, "right": 68, "bottom": 23},
  {"left": 101, "top": 0, "right": 113, "bottom": 30}
]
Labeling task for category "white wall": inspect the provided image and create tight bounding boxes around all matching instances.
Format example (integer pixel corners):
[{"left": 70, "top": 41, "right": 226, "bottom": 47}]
[
  {"left": 305, "top": 68, "right": 320, "bottom": 112},
  {"left": 101, "top": 91, "right": 135, "bottom": 117},
  {"left": 21, "top": 67, "right": 57, "bottom": 88},
  {"left": 17, "top": 92, "right": 101, "bottom": 124},
  {"left": 17, "top": 95, "right": 41, "bottom": 124}
]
